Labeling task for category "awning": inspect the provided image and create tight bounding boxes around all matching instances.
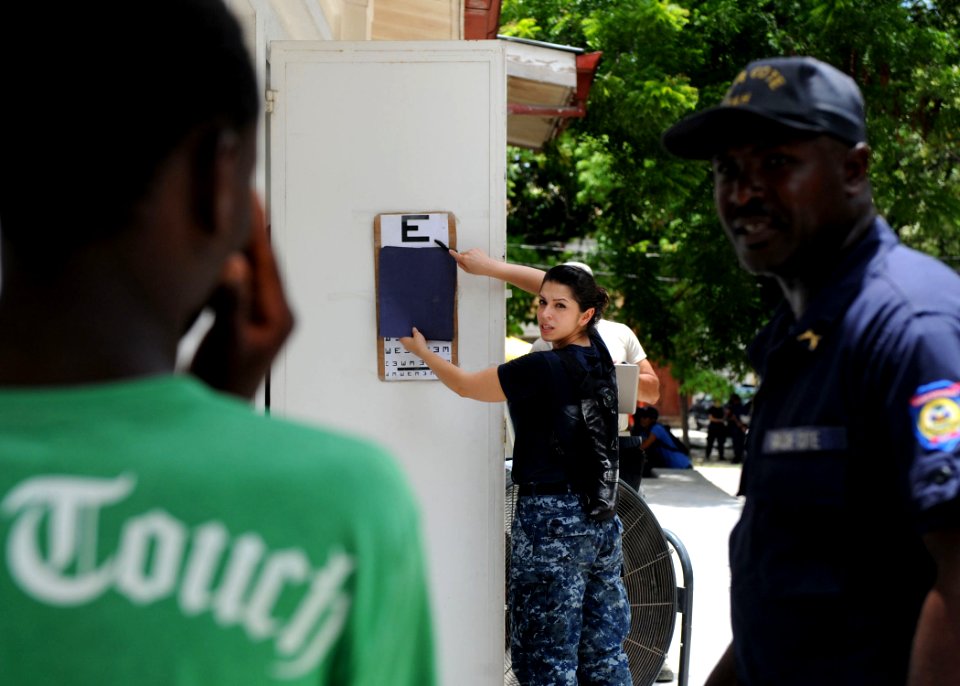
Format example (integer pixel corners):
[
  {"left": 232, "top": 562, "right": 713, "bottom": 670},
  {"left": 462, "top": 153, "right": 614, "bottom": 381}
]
[
  {"left": 463, "top": 5, "right": 603, "bottom": 151},
  {"left": 500, "top": 36, "right": 602, "bottom": 150}
]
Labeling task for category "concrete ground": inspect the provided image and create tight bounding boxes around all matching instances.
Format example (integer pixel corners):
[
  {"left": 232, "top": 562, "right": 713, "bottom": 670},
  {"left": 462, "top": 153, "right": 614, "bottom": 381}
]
[
  {"left": 504, "top": 426, "right": 744, "bottom": 685},
  {"left": 640, "top": 434, "right": 744, "bottom": 685}
]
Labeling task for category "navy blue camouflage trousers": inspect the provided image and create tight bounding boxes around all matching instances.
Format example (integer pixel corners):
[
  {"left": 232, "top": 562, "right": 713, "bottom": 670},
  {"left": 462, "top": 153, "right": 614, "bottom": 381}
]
[{"left": 510, "top": 494, "right": 632, "bottom": 685}]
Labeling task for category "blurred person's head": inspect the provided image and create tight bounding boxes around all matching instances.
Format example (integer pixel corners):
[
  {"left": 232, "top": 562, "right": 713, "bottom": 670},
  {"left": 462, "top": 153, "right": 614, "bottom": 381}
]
[
  {"left": 635, "top": 405, "right": 659, "bottom": 427},
  {"left": 1, "top": 0, "right": 259, "bottom": 274}
]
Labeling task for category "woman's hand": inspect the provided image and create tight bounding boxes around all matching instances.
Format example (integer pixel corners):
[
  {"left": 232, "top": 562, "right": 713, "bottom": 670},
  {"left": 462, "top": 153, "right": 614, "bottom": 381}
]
[
  {"left": 399, "top": 327, "right": 429, "bottom": 358},
  {"left": 453, "top": 248, "right": 497, "bottom": 276},
  {"left": 400, "top": 327, "right": 507, "bottom": 402}
]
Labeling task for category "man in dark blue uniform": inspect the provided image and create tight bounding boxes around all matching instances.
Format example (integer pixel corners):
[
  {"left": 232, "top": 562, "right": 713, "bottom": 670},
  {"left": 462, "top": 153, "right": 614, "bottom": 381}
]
[{"left": 662, "top": 56, "right": 960, "bottom": 685}]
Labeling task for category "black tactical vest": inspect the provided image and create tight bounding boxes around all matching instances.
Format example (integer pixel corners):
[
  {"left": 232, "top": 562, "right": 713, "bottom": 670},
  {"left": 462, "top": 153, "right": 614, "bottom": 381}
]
[{"left": 550, "top": 330, "right": 620, "bottom": 521}]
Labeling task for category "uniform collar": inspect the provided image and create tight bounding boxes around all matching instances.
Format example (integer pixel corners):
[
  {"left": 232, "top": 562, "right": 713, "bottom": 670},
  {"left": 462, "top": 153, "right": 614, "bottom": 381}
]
[{"left": 749, "top": 216, "right": 897, "bottom": 369}]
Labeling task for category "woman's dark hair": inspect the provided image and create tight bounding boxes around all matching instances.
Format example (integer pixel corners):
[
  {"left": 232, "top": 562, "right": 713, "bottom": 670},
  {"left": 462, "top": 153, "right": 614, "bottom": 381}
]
[{"left": 542, "top": 264, "right": 610, "bottom": 328}]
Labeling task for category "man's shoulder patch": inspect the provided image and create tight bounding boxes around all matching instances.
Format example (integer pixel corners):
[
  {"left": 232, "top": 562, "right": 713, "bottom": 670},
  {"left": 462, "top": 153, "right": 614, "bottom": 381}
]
[{"left": 910, "top": 380, "right": 960, "bottom": 452}]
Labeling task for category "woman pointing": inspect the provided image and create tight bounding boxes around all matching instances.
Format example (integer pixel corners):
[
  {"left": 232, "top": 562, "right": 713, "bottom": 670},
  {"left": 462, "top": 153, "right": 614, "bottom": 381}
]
[{"left": 400, "top": 259, "right": 632, "bottom": 686}]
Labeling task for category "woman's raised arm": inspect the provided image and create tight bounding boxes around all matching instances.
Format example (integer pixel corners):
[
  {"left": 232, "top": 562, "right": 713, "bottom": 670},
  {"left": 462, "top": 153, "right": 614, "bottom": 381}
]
[{"left": 452, "top": 248, "right": 544, "bottom": 295}]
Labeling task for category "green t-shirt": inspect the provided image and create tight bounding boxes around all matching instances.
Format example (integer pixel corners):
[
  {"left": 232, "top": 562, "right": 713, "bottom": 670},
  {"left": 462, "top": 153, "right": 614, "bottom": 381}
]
[{"left": 0, "top": 376, "right": 435, "bottom": 686}]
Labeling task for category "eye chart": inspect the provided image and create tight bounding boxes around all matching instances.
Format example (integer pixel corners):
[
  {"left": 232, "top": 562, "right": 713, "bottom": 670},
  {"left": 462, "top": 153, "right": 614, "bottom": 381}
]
[{"left": 374, "top": 212, "right": 458, "bottom": 381}]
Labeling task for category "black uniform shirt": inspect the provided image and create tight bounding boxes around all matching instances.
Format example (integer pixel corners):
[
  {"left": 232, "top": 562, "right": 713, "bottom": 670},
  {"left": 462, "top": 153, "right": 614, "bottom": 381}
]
[{"left": 498, "top": 343, "right": 599, "bottom": 486}]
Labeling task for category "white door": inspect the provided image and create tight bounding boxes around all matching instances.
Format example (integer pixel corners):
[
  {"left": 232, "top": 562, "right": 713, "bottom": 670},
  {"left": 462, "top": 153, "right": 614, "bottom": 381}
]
[{"left": 268, "top": 41, "right": 507, "bottom": 685}]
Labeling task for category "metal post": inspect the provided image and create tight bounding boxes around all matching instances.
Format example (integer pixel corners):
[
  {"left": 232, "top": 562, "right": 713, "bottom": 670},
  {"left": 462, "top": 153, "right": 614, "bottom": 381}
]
[{"left": 662, "top": 529, "right": 693, "bottom": 686}]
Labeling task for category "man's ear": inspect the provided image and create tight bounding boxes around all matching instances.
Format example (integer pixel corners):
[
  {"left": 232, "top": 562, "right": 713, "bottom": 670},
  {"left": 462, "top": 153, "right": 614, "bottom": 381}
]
[
  {"left": 191, "top": 128, "right": 244, "bottom": 236},
  {"left": 213, "top": 130, "right": 247, "bottom": 238},
  {"left": 844, "top": 142, "right": 870, "bottom": 195}
]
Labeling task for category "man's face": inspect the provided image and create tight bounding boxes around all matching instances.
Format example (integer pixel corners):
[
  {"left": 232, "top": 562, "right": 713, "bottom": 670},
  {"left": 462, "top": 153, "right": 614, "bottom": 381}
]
[{"left": 712, "top": 134, "right": 853, "bottom": 278}]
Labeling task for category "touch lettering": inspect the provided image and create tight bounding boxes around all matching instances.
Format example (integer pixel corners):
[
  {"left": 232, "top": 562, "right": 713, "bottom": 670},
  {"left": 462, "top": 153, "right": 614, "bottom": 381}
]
[{"left": 2, "top": 474, "right": 354, "bottom": 680}]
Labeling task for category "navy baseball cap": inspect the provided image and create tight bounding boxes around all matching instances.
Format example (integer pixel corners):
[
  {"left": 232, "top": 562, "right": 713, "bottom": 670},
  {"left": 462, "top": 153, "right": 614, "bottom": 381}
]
[{"left": 662, "top": 56, "right": 867, "bottom": 159}]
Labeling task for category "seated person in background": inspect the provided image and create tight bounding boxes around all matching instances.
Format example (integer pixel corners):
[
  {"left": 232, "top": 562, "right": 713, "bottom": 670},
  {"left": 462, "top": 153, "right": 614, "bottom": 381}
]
[{"left": 631, "top": 406, "right": 692, "bottom": 470}]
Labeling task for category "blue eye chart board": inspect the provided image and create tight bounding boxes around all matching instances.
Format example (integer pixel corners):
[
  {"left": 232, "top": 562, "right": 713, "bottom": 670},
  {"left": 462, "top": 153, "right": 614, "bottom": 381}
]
[{"left": 374, "top": 212, "right": 458, "bottom": 381}]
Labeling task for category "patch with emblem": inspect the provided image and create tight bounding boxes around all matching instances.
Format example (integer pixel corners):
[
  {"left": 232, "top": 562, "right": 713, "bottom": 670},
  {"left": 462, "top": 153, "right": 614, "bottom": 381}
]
[{"left": 910, "top": 380, "right": 960, "bottom": 452}]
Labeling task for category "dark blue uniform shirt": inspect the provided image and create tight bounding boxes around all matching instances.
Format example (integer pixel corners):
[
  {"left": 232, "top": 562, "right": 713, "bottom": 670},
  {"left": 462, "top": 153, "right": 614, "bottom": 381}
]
[
  {"left": 499, "top": 343, "right": 600, "bottom": 486},
  {"left": 732, "top": 217, "right": 960, "bottom": 685}
]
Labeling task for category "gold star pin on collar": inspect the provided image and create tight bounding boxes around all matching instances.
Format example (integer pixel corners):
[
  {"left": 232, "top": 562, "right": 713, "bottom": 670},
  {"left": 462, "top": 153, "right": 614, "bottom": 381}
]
[{"left": 796, "top": 329, "right": 821, "bottom": 351}]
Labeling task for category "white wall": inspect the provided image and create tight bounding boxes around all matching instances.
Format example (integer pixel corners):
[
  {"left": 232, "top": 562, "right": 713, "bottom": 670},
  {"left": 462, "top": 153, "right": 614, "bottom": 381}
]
[{"left": 267, "top": 42, "right": 507, "bottom": 685}]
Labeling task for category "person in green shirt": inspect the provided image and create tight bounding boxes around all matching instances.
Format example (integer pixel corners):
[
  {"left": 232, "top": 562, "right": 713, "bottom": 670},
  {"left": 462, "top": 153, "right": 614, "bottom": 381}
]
[{"left": 0, "top": 2, "right": 436, "bottom": 684}]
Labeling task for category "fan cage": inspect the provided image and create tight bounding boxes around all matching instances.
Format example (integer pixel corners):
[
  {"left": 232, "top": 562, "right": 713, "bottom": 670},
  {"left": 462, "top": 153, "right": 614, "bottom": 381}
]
[{"left": 504, "top": 477, "right": 677, "bottom": 686}]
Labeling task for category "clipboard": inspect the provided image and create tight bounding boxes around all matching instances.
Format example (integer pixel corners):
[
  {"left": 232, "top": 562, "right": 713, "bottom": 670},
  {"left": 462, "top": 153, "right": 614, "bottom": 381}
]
[{"left": 373, "top": 212, "right": 458, "bottom": 381}]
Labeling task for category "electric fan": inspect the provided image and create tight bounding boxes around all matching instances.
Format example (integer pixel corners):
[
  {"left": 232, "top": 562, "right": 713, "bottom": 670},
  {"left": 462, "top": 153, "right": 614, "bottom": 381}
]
[{"left": 504, "top": 477, "right": 677, "bottom": 686}]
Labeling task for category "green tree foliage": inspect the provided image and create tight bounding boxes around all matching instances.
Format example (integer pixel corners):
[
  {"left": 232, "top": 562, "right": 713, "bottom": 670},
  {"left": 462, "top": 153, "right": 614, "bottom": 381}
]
[{"left": 500, "top": 0, "right": 960, "bottom": 392}]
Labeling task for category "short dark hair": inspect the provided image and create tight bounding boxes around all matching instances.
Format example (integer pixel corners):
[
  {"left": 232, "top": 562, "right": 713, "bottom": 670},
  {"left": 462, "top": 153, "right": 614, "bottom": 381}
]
[
  {"left": 0, "top": 0, "right": 259, "bottom": 266},
  {"left": 542, "top": 264, "right": 609, "bottom": 328},
  {"left": 635, "top": 405, "right": 659, "bottom": 421}
]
